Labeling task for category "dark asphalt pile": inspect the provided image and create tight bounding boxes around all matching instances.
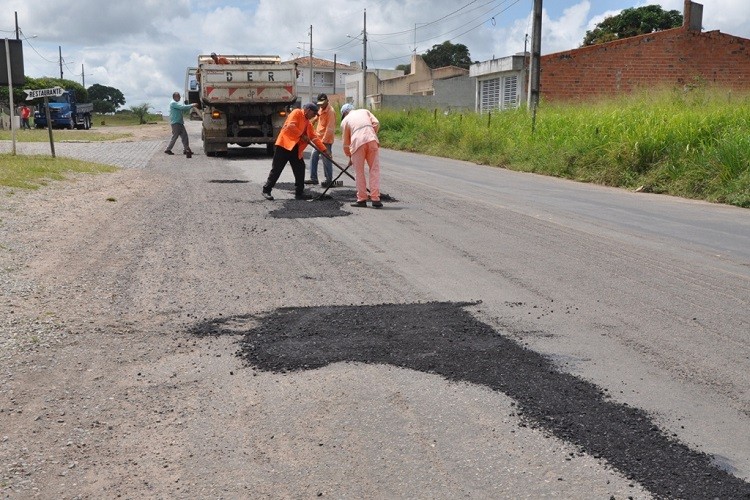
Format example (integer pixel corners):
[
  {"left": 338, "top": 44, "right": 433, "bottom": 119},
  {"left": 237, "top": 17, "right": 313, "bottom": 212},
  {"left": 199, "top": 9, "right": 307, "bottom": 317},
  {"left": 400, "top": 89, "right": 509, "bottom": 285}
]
[
  {"left": 190, "top": 301, "right": 750, "bottom": 499},
  {"left": 267, "top": 182, "right": 395, "bottom": 219}
]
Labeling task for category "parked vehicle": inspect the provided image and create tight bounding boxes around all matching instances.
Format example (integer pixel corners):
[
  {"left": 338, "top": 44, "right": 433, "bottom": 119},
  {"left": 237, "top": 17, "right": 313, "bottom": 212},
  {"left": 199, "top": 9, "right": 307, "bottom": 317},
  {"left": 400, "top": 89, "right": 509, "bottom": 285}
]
[
  {"left": 34, "top": 90, "right": 94, "bottom": 130},
  {"left": 185, "top": 55, "right": 298, "bottom": 156}
]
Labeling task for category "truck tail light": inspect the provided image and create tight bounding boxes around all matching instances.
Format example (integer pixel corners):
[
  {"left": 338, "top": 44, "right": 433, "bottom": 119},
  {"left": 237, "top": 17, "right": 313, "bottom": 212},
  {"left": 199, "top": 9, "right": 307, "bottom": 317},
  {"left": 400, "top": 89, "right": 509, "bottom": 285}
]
[
  {"left": 279, "top": 110, "right": 287, "bottom": 117},
  {"left": 211, "top": 110, "right": 221, "bottom": 119}
]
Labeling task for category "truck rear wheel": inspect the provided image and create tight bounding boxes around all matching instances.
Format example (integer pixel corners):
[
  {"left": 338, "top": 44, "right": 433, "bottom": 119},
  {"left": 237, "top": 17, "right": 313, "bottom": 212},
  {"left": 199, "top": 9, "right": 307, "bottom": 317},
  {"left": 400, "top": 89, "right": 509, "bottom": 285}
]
[{"left": 203, "top": 139, "right": 213, "bottom": 157}]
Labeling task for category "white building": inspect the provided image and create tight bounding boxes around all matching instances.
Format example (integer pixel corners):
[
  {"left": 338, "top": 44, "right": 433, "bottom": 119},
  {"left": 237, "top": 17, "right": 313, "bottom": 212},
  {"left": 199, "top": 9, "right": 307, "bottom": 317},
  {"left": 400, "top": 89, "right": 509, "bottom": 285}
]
[
  {"left": 286, "top": 56, "right": 359, "bottom": 104},
  {"left": 469, "top": 54, "right": 527, "bottom": 113}
]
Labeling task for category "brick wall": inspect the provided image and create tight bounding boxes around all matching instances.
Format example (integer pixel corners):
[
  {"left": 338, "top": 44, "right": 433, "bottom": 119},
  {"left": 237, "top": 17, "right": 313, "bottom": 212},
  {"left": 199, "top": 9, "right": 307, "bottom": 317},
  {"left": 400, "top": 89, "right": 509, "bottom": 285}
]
[{"left": 540, "top": 27, "right": 750, "bottom": 101}]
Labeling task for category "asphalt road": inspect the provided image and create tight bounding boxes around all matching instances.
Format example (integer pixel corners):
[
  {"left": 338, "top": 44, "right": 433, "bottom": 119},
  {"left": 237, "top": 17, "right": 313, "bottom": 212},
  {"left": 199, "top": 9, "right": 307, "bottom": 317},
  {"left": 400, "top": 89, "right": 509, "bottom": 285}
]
[
  {"left": 2, "top": 121, "right": 748, "bottom": 497},
  {"left": 233, "top": 125, "right": 750, "bottom": 491}
]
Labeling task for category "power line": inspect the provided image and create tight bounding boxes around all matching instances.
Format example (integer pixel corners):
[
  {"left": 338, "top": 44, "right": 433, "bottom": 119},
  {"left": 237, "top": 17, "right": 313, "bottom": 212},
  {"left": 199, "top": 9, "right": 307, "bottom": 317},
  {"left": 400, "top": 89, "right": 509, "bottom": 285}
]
[
  {"left": 368, "top": 0, "right": 522, "bottom": 65},
  {"left": 19, "top": 30, "right": 58, "bottom": 64},
  {"left": 446, "top": 0, "right": 523, "bottom": 42},
  {"left": 317, "top": 0, "right": 509, "bottom": 57},
  {"left": 368, "top": 0, "right": 482, "bottom": 37}
]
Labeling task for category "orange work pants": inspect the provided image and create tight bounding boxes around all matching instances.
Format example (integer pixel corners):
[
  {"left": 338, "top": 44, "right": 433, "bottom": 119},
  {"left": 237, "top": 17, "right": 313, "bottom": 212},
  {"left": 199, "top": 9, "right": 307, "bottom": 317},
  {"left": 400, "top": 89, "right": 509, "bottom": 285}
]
[{"left": 351, "top": 140, "right": 380, "bottom": 202}]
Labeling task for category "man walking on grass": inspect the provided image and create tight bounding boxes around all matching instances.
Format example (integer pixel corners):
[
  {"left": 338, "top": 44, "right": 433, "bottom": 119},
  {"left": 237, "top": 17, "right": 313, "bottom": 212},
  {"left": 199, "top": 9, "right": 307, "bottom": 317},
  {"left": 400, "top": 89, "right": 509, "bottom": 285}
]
[{"left": 165, "top": 92, "right": 198, "bottom": 157}]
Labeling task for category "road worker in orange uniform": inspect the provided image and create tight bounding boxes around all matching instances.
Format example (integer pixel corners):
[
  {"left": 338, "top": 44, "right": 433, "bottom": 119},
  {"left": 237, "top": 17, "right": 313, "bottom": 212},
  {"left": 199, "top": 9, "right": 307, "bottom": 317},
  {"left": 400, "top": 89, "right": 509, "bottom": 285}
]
[
  {"left": 306, "top": 93, "right": 336, "bottom": 186},
  {"left": 262, "top": 103, "right": 330, "bottom": 200},
  {"left": 340, "top": 103, "right": 382, "bottom": 208}
]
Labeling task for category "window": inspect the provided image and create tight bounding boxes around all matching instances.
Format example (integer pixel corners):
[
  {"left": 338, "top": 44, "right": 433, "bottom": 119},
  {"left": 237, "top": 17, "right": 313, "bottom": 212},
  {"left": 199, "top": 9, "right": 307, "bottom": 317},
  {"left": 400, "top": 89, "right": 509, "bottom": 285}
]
[
  {"left": 479, "top": 74, "right": 519, "bottom": 113},
  {"left": 480, "top": 78, "right": 501, "bottom": 113},
  {"left": 314, "top": 71, "right": 334, "bottom": 87},
  {"left": 503, "top": 75, "right": 518, "bottom": 109}
]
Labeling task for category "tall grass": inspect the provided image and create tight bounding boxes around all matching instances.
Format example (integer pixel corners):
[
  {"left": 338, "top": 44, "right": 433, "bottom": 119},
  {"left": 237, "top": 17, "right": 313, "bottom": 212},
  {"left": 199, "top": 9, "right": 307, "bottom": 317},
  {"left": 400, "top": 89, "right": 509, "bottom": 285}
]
[{"left": 376, "top": 87, "right": 750, "bottom": 208}]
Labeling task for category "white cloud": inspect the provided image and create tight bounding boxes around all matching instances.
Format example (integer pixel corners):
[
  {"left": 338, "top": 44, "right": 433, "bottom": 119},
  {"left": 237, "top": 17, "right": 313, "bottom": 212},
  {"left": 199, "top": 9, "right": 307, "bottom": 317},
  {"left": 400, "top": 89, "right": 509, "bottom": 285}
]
[{"left": 6, "top": 0, "right": 749, "bottom": 110}]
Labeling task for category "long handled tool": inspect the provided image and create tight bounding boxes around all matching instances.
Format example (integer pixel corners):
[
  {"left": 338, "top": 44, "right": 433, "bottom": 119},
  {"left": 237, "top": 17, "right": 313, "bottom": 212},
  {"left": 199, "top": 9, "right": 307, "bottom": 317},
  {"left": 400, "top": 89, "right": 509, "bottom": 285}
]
[
  {"left": 307, "top": 141, "right": 389, "bottom": 200},
  {"left": 313, "top": 159, "right": 352, "bottom": 201},
  {"left": 307, "top": 141, "right": 358, "bottom": 185}
]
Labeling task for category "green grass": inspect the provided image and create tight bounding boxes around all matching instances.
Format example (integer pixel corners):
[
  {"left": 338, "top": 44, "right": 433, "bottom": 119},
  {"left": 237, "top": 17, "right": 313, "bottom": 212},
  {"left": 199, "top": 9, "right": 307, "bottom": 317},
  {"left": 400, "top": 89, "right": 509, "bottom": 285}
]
[
  {"left": 95, "top": 112, "right": 164, "bottom": 126},
  {"left": 376, "top": 87, "right": 750, "bottom": 208},
  {"left": 0, "top": 154, "right": 117, "bottom": 190},
  {"left": 0, "top": 128, "right": 130, "bottom": 142},
  {"left": 3, "top": 96, "right": 748, "bottom": 208},
  {"left": 0, "top": 112, "right": 165, "bottom": 142},
  {"left": 0, "top": 112, "right": 159, "bottom": 191}
]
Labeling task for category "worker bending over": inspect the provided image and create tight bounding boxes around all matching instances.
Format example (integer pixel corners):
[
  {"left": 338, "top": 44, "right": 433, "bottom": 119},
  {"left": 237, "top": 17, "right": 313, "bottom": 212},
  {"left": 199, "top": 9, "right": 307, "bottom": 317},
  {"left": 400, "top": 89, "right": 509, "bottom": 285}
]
[{"left": 340, "top": 103, "right": 382, "bottom": 208}]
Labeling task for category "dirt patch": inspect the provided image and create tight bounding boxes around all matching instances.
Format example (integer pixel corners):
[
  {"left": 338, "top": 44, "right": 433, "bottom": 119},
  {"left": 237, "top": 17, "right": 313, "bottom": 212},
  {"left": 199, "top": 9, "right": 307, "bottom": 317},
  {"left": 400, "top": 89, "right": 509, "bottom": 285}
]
[{"left": 89, "top": 122, "right": 171, "bottom": 142}]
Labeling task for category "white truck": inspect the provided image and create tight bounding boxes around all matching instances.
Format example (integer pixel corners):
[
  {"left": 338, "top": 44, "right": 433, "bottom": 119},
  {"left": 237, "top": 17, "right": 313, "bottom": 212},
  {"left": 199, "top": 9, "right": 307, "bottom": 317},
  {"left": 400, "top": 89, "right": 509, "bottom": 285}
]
[{"left": 185, "top": 55, "right": 298, "bottom": 156}]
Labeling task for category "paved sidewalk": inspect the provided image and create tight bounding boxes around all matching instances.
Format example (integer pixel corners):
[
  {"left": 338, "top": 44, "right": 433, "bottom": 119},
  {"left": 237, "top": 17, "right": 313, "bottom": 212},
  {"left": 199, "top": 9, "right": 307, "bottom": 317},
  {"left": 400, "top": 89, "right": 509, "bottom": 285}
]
[{"left": 0, "top": 139, "right": 165, "bottom": 169}]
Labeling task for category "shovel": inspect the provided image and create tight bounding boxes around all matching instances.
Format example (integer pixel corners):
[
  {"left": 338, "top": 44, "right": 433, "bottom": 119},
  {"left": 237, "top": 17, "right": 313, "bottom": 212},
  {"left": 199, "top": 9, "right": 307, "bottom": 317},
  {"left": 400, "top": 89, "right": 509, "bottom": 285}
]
[
  {"left": 307, "top": 141, "right": 389, "bottom": 201},
  {"left": 313, "top": 159, "right": 352, "bottom": 201},
  {"left": 307, "top": 141, "right": 358, "bottom": 185}
]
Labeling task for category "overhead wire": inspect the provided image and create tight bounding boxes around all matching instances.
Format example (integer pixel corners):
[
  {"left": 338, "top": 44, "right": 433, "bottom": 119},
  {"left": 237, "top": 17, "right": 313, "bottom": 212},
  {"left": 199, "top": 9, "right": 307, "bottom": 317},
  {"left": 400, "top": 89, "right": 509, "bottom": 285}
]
[
  {"left": 317, "top": 0, "right": 507, "bottom": 57},
  {"left": 368, "top": 0, "right": 483, "bottom": 37},
  {"left": 445, "top": 0, "right": 523, "bottom": 42},
  {"left": 365, "top": 0, "right": 522, "bottom": 65}
]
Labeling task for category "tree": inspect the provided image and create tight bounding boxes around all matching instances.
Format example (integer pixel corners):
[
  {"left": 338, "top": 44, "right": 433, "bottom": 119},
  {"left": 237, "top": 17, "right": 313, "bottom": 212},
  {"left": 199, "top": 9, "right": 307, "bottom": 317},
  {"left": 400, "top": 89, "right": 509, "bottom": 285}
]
[
  {"left": 88, "top": 84, "right": 125, "bottom": 113},
  {"left": 395, "top": 63, "right": 411, "bottom": 74},
  {"left": 583, "top": 5, "right": 683, "bottom": 46},
  {"left": 421, "top": 41, "right": 473, "bottom": 69},
  {"left": 92, "top": 100, "right": 116, "bottom": 114},
  {"left": 129, "top": 103, "right": 151, "bottom": 124},
  {"left": 1, "top": 76, "right": 87, "bottom": 107}
]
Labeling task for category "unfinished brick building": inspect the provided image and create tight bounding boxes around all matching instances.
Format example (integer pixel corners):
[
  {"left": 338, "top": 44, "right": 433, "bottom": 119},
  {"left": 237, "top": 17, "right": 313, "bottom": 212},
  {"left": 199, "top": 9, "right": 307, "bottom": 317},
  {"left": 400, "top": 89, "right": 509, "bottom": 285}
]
[{"left": 539, "top": 1, "right": 750, "bottom": 101}]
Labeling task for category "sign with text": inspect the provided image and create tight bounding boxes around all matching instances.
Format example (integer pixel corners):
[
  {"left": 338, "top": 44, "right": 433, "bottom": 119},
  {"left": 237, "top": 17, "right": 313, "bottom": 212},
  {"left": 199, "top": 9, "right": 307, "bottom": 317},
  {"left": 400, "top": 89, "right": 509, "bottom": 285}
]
[{"left": 25, "top": 87, "right": 64, "bottom": 99}]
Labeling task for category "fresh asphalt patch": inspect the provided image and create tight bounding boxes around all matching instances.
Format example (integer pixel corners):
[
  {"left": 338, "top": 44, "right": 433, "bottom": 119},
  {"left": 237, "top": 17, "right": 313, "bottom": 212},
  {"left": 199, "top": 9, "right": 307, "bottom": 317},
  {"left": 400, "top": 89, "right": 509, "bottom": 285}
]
[
  {"left": 263, "top": 182, "right": 395, "bottom": 219},
  {"left": 189, "top": 301, "right": 750, "bottom": 499}
]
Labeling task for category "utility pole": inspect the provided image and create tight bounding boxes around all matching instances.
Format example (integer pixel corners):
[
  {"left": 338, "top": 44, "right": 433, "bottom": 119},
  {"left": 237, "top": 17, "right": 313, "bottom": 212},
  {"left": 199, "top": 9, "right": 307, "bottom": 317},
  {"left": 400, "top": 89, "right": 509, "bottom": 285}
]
[
  {"left": 362, "top": 9, "right": 367, "bottom": 108},
  {"left": 528, "top": 0, "right": 542, "bottom": 130},
  {"left": 5, "top": 38, "right": 17, "bottom": 155},
  {"left": 333, "top": 54, "right": 337, "bottom": 95},
  {"left": 81, "top": 64, "right": 85, "bottom": 87},
  {"left": 59, "top": 46, "right": 63, "bottom": 79},
  {"left": 15, "top": 12, "right": 19, "bottom": 39},
  {"left": 309, "top": 25, "right": 314, "bottom": 103}
]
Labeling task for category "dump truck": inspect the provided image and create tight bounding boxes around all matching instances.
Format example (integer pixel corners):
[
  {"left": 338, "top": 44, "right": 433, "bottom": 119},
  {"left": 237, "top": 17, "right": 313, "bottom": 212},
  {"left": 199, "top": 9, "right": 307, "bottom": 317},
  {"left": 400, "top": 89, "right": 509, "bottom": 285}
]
[
  {"left": 34, "top": 90, "right": 93, "bottom": 130},
  {"left": 185, "top": 55, "right": 298, "bottom": 156}
]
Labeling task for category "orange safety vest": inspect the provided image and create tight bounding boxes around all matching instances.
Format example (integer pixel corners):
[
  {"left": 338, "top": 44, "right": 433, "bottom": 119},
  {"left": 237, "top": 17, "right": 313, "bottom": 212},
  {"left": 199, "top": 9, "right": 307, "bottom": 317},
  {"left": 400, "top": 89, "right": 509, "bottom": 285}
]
[
  {"left": 315, "top": 105, "right": 336, "bottom": 144},
  {"left": 275, "top": 108, "right": 327, "bottom": 159}
]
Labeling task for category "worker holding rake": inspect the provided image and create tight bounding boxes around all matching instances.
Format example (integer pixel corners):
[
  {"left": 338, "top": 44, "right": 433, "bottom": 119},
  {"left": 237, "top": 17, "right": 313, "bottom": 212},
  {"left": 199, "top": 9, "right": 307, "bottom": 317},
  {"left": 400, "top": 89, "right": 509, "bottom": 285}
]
[
  {"left": 262, "top": 103, "right": 330, "bottom": 200},
  {"left": 340, "top": 103, "right": 382, "bottom": 208}
]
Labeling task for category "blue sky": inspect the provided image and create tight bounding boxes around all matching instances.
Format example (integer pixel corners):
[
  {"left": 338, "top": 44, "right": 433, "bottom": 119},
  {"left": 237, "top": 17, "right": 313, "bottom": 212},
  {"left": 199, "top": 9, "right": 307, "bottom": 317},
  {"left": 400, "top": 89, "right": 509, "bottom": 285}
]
[{"left": 3, "top": 0, "right": 748, "bottom": 112}]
